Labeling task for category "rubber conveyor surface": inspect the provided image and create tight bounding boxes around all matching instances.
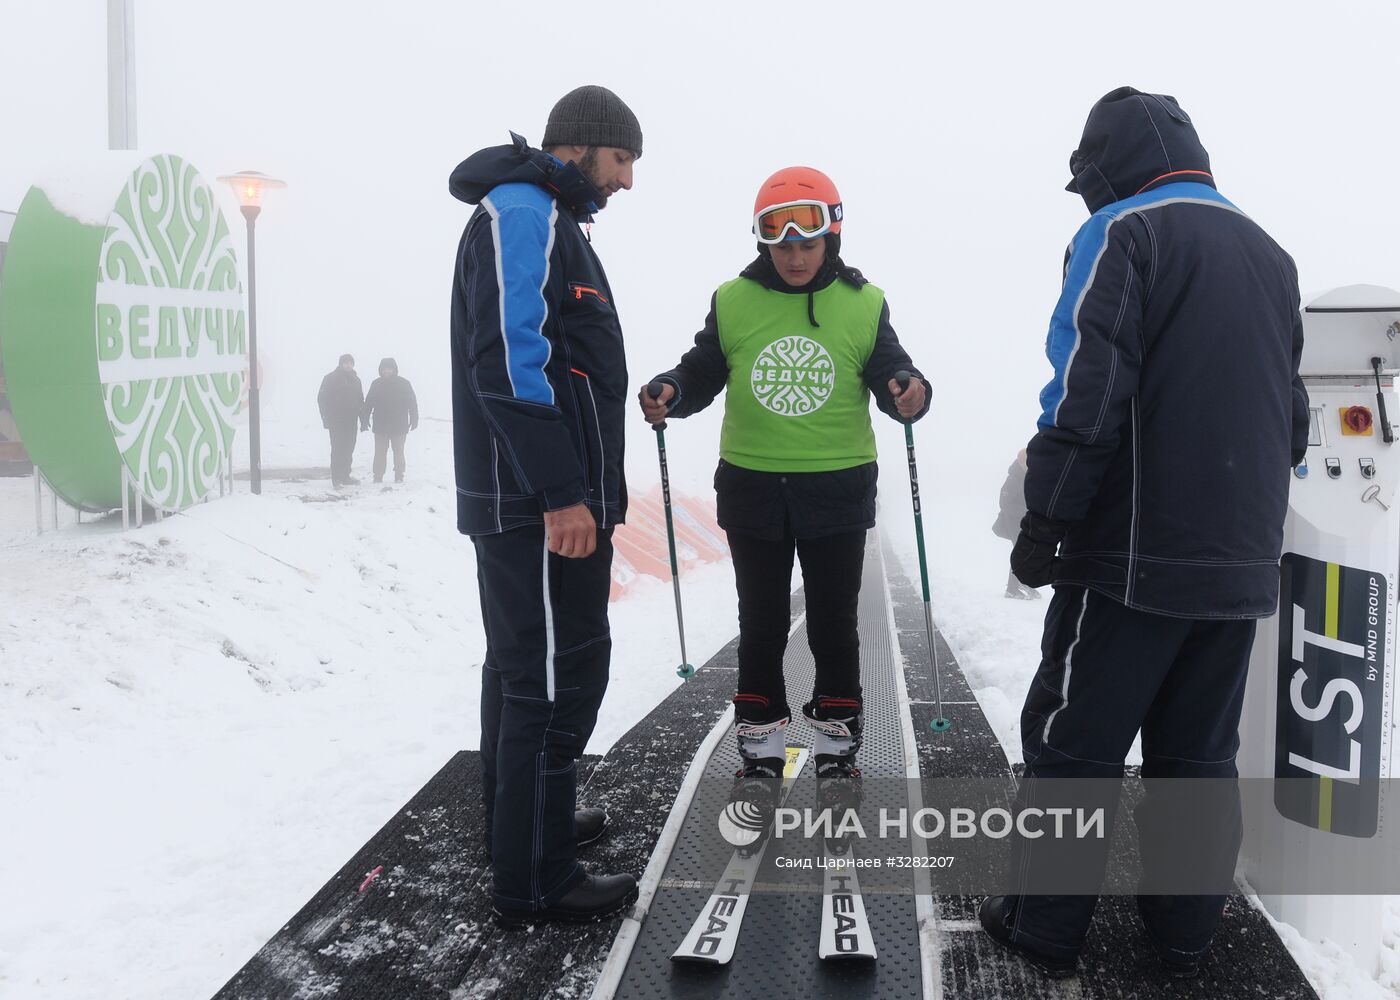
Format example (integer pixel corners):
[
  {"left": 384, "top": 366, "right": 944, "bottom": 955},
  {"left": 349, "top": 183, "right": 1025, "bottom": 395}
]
[
  {"left": 884, "top": 553, "right": 1320, "bottom": 1000},
  {"left": 211, "top": 526, "right": 1320, "bottom": 999},
  {"left": 612, "top": 535, "right": 924, "bottom": 999}
]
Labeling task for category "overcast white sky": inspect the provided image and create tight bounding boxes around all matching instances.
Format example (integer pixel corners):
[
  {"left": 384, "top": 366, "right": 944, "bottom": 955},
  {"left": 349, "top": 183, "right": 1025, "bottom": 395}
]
[{"left": 3, "top": 0, "right": 1400, "bottom": 504}]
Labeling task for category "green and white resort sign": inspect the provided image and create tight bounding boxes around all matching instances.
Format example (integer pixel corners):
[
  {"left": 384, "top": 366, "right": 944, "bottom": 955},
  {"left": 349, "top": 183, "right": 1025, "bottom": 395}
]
[{"left": 0, "top": 154, "right": 246, "bottom": 512}]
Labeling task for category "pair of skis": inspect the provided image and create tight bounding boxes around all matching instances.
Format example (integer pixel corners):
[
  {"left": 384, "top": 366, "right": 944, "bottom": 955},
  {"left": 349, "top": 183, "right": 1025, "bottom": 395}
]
[{"left": 670, "top": 748, "right": 877, "bottom": 965}]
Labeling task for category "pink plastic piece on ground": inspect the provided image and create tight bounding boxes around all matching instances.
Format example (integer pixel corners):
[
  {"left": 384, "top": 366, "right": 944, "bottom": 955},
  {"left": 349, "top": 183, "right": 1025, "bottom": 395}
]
[{"left": 358, "top": 865, "right": 384, "bottom": 893}]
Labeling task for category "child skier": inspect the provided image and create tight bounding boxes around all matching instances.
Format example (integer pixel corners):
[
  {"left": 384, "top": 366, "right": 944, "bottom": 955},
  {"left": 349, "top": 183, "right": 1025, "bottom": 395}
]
[{"left": 639, "top": 166, "right": 930, "bottom": 796}]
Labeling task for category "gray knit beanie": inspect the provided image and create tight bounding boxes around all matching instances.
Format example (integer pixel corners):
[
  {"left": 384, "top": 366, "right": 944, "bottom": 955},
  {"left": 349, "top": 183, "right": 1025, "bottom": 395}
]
[{"left": 542, "top": 85, "right": 643, "bottom": 158}]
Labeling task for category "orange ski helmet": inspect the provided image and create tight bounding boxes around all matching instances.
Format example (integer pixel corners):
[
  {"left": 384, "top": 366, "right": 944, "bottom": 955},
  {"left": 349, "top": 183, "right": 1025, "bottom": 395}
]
[{"left": 752, "top": 166, "right": 843, "bottom": 242}]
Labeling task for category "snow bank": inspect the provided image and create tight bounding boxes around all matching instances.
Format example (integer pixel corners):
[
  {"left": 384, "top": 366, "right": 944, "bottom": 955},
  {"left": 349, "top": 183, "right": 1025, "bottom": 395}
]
[
  {"left": 0, "top": 419, "right": 738, "bottom": 1000},
  {"left": 29, "top": 151, "right": 153, "bottom": 226},
  {"left": 1249, "top": 893, "right": 1400, "bottom": 1000}
]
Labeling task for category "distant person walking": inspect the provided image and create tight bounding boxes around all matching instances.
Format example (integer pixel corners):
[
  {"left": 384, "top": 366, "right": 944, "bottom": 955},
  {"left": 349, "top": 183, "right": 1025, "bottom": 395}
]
[
  {"left": 362, "top": 358, "right": 419, "bottom": 483},
  {"left": 318, "top": 353, "right": 364, "bottom": 487}
]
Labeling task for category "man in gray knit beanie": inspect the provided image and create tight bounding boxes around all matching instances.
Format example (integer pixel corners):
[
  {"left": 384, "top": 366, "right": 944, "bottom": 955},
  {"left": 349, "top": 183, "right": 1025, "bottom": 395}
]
[
  {"left": 446, "top": 84, "right": 645, "bottom": 925},
  {"left": 543, "top": 85, "right": 643, "bottom": 156},
  {"left": 540, "top": 84, "right": 642, "bottom": 209}
]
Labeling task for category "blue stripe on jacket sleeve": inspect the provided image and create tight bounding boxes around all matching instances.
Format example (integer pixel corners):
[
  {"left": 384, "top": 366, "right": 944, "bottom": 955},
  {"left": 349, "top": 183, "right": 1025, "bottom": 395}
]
[
  {"left": 1037, "top": 182, "right": 1240, "bottom": 430},
  {"left": 483, "top": 184, "right": 559, "bottom": 405},
  {"left": 1038, "top": 212, "right": 1112, "bottom": 429}
]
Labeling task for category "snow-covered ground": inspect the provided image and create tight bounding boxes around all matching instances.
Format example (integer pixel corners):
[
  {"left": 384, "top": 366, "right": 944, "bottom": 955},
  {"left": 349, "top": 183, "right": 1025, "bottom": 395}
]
[
  {"left": 0, "top": 420, "right": 741, "bottom": 1000},
  {"left": 0, "top": 420, "right": 1395, "bottom": 999}
]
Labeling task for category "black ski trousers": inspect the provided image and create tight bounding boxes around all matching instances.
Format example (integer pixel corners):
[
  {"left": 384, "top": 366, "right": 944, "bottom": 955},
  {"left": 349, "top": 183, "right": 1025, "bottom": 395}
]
[
  {"left": 727, "top": 528, "right": 867, "bottom": 722},
  {"left": 1009, "top": 586, "right": 1257, "bottom": 966},
  {"left": 474, "top": 523, "right": 613, "bottom": 911},
  {"left": 328, "top": 420, "right": 358, "bottom": 482}
]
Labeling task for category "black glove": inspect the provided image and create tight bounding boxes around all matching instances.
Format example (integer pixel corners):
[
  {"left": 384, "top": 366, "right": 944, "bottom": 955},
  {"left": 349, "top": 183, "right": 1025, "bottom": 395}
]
[{"left": 1010, "top": 511, "right": 1070, "bottom": 589}]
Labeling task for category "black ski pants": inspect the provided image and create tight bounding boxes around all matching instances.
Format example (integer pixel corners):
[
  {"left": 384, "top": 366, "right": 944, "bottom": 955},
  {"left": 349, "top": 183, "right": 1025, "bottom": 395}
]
[
  {"left": 328, "top": 420, "right": 358, "bottom": 482},
  {"left": 1009, "top": 585, "right": 1256, "bottom": 966},
  {"left": 474, "top": 523, "right": 613, "bottom": 911},
  {"left": 727, "top": 528, "right": 867, "bottom": 722}
]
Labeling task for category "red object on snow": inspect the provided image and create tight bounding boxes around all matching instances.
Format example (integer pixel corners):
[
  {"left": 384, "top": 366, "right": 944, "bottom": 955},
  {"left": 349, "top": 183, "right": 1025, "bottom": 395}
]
[
  {"left": 358, "top": 865, "right": 384, "bottom": 893},
  {"left": 608, "top": 490, "right": 729, "bottom": 601}
]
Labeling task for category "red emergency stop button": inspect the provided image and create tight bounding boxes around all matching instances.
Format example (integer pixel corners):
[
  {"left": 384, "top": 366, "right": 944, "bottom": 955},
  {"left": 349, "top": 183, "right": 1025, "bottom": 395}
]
[{"left": 1341, "top": 405, "right": 1374, "bottom": 436}]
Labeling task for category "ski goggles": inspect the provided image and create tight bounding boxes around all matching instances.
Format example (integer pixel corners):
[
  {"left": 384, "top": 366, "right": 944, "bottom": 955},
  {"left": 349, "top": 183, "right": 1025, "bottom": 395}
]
[{"left": 753, "top": 200, "right": 838, "bottom": 244}]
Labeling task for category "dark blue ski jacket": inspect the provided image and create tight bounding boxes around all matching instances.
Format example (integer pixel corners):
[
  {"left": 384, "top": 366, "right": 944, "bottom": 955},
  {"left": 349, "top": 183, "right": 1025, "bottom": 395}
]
[
  {"left": 1026, "top": 88, "right": 1309, "bottom": 619},
  {"left": 449, "top": 134, "right": 628, "bottom": 536}
]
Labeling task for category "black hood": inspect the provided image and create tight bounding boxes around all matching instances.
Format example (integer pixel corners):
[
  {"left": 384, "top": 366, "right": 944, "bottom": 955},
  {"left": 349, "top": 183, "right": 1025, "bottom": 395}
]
[
  {"left": 378, "top": 357, "right": 397, "bottom": 376},
  {"left": 742, "top": 235, "right": 868, "bottom": 328},
  {"left": 448, "top": 132, "right": 603, "bottom": 218},
  {"left": 1066, "top": 87, "right": 1213, "bottom": 213},
  {"left": 743, "top": 243, "right": 867, "bottom": 294}
]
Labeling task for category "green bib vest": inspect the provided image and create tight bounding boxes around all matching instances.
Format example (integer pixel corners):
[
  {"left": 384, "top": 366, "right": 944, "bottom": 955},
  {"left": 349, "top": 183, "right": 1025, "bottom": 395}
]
[{"left": 715, "top": 275, "right": 885, "bottom": 472}]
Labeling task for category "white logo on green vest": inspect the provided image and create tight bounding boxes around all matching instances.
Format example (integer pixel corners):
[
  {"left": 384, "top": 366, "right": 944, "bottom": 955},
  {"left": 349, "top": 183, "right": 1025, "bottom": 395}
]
[
  {"left": 96, "top": 156, "right": 245, "bottom": 509},
  {"left": 751, "top": 335, "right": 835, "bottom": 416}
]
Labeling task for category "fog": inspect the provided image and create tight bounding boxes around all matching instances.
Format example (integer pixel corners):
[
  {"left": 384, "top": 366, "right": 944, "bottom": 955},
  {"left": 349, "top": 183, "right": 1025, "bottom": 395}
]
[{"left": 4, "top": 0, "right": 1399, "bottom": 507}]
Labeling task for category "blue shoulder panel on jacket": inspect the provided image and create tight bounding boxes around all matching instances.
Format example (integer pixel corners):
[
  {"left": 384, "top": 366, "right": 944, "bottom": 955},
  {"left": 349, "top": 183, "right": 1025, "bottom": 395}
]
[
  {"left": 1038, "top": 183, "right": 1241, "bottom": 428},
  {"left": 482, "top": 183, "right": 559, "bottom": 405}
]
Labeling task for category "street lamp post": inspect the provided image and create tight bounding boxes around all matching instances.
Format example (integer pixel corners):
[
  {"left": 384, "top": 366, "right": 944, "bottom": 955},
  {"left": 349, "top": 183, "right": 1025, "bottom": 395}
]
[{"left": 218, "top": 170, "right": 285, "bottom": 496}]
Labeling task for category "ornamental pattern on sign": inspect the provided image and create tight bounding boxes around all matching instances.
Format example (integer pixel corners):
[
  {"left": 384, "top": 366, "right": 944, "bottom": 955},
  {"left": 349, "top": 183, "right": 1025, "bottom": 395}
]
[
  {"left": 96, "top": 155, "right": 246, "bottom": 510},
  {"left": 750, "top": 335, "right": 835, "bottom": 417}
]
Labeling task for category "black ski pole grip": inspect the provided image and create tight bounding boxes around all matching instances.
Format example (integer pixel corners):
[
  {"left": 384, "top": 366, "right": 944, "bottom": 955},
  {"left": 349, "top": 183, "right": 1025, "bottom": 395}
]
[
  {"left": 893, "top": 370, "right": 917, "bottom": 424},
  {"left": 647, "top": 381, "right": 668, "bottom": 431}
]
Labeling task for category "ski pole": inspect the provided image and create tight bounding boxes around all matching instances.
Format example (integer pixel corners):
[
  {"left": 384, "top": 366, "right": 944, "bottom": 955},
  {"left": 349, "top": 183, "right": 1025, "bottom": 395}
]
[
  {"left": 894, "top": 371, "right": 951, "bottom": 732},
  {"left": 648, "top": 382, "right": 695, "bottom": 680}
]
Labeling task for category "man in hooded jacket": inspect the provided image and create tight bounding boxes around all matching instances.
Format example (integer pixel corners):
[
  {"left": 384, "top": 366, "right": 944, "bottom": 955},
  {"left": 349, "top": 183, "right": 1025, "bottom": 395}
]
[
  {"left": 980, "top": 88, "right": 1309, "bottom": 979},
  {"left": 361, "top": 358, "right": 418, "bottom": 483},
  {"left": 448, "top": 85, "right": 641, "bottom": 927}
]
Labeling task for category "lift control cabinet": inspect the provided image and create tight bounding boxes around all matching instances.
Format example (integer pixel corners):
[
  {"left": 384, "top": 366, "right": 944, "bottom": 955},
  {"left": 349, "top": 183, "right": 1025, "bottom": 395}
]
[{"left": 1239, "top": 284, "right": 1399, "bottom": 976}]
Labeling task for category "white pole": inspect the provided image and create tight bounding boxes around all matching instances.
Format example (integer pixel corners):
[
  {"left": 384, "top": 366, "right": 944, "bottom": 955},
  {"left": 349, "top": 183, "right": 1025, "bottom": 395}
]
[
  {"left": 33, "top": 470, "right": 42, "bottom": 535},
  {"left": 107, "top": 0, "right": 136, "bottom": 150}
]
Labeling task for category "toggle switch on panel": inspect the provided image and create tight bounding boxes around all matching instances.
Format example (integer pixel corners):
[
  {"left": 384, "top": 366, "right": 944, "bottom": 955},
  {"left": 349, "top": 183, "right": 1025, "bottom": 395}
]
[
  {"left": 1360, "top": 458, "right": 1377, "bottom": 479},
  {"left": 1326, "top": 457, "right": 1343, "bottom": 479}
]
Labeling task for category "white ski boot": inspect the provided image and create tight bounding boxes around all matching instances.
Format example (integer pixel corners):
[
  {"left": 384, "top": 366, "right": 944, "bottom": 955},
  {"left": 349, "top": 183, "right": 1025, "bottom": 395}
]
[
  {"left": 803, "top": 697, "right": 864, "bottom": 845},
  {"left": 725, "top": 713, "right": 789, "bottom": 857}
]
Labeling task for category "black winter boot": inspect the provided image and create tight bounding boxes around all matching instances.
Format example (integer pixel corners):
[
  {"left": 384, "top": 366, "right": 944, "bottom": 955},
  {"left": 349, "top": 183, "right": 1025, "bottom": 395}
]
[
  {"left": 978, "top": 895, "right": 1078, "bottom": 979},
  {"left": 575, "top": 807, "right": 608, "bottom": 847},
  {"left": 493, "top": 871, "right": 638, "bottom": 928}
]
